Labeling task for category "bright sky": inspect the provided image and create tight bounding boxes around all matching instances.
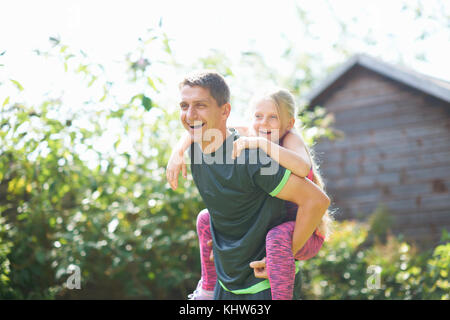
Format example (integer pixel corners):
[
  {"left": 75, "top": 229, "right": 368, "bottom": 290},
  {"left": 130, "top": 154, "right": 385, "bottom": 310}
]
[
  {"left": 1, "top": 0, "right": 449, "bottom": 169},
  {"left": 2, "top": 0, "right": 450, "bottom": 128},
  {"left": 2, "top": 0, "right": 450, "bottom": 97},
  {"left": 2, "top": 0, "right": 450, "bottom": 82}
]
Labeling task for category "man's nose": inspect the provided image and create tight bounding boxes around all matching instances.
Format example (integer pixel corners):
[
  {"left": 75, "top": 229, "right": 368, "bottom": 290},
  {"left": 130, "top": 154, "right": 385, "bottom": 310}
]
[{"left": 186, "top": 105, "right": 197, "bottom": 120}]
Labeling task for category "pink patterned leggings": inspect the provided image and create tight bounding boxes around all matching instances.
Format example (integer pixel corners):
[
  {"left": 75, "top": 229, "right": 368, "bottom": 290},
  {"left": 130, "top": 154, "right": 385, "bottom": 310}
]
[{"left": 196, "top": 209, "right": 324, "bottom": 300}]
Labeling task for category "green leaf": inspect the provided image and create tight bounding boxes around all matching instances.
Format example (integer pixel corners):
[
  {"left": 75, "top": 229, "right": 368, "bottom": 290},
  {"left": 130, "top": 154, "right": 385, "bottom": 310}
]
[
  {"left": 162, "top": 34, "right": 172, "bottom": 54},
  {"left": 142, "top": 95, "right": 152, "bottom": 111},
  {"left": 114, "top": 137, "right": 121, "bottom": 150},
  {"left": 35, "top": 250, "right": 46, "bottom": 264},
  {"left": 147, "top": 77, "right": 158, "bottom": 92},
  {"left": 99, "top": 92, "right": 107, "bottom": 102},
  {"left": 49, "top": 36, "right": 60, "bottom": 46},
  {"left": 64, "top": 54, "right": 75, "bottom": 61},
  {"left": 440, "top": 229, "right": 450, "bottom": 242},
  {"left": 87, "top": 75, "right": 97, "bottom": 87},
  {"left": 130, "top": 94, "right": 143, "bottom": 104},
  {"left": 110, "top": 109, "right": 124, "bottom": 118},
  {"left": 10, "top": 79, "right": 24, "bottom": 91},
  {"left": 77, "top": 64, "right": 88, "bottom": 74},
  {"left": 2, "top": 96, "right": 9, "bottom": 107}
]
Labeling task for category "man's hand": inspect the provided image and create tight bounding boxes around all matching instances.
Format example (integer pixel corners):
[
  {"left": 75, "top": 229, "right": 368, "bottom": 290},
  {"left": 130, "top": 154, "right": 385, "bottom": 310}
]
[
  {"left": 166, "top": 150, "right": 187, "bottom": 190},
  {"left": 207, "top": 240, "right": 214, "bottom": 262},
  {"left": 249, "top": 257, "right": 268, "bottom": 279}
]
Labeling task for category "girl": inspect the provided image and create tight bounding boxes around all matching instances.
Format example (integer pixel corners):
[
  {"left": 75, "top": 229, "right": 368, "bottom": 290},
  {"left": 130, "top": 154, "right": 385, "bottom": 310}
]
[{"left": 167, "top": 88, "right": 333, "bottom": 300}]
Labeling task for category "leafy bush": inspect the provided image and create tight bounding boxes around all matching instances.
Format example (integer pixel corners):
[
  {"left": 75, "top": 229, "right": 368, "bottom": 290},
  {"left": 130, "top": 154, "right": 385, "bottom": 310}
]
[
  {"left": 299, "top": 219, "right": 449, "bottom": 300},
  {"left": 0, "top": 30, "right": 205, "bottom": 299},
  {"left": 0, "top": 215, "right": 14, "bottom": 298}
]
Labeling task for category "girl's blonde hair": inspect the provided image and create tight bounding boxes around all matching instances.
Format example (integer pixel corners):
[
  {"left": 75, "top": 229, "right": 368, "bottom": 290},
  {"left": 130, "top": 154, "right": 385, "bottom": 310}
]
[{"left": 252, "top": 88, "right": 334, "bottom": 240}]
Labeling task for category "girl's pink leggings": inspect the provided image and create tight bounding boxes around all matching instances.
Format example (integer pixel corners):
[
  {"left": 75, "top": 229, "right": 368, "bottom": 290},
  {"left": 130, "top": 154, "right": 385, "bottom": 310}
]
[{"left": 196, "top": 209, "right": 324, "bottom": 300}]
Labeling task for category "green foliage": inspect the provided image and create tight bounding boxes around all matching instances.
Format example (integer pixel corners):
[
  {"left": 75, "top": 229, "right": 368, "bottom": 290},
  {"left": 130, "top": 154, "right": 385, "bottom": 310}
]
[
  {"left": 297, "top": 104, "right": 340, "bottom": 146},
  {"left": 0, "top": 29, "right": 204, "bottom": 299},
  {"left": 0, "top": 215, "right": 14, "bottom": 298},
  {"left": 299, "top": 218, "right": 450, "bottom": 300},
  {"left": 367, "top": 205, "right": 394, "bottom": 244}
]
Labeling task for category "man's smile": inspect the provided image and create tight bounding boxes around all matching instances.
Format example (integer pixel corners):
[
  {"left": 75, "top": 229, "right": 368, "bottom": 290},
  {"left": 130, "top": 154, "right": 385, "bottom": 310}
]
[{"left": 189, "top": 122, "right": 206, "bottom": 129}]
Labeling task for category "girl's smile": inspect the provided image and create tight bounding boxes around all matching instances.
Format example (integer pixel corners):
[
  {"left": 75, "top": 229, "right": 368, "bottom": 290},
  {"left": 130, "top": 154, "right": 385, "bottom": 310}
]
[{"left": 252, "top": 98, "right": 289, "bottom": 142}]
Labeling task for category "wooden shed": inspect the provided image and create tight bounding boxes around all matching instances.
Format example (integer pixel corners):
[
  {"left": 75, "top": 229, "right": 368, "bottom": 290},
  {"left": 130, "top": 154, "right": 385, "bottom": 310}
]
[{"left": 305, "top": 54, "right": 450, "bottom": 247}]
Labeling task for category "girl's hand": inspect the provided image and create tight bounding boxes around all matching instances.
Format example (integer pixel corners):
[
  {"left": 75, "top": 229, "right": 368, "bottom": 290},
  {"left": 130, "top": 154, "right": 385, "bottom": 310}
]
[
  {"left": 231, "top": 137, "right": 263, "bottom": 159},
  {"left": 166, "top": 150, "right": 187, "bottom": 190}
]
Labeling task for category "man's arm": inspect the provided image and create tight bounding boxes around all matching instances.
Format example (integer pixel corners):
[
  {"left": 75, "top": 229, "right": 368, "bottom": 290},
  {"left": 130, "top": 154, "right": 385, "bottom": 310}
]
[{"left": 275, "top": 174, "right": 330, "bottom": 255}]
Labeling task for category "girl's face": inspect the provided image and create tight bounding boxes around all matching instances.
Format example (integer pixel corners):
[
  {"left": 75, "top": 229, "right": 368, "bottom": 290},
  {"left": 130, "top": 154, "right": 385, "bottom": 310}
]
[{"left": 252, "top": 98, "right": 292, "bottom": 142}]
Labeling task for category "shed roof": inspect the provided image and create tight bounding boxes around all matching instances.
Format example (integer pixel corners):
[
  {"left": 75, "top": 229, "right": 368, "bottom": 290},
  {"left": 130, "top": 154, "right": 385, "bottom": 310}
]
[{"left": 304, "top": 54, "right": 450, "bottom": 105}]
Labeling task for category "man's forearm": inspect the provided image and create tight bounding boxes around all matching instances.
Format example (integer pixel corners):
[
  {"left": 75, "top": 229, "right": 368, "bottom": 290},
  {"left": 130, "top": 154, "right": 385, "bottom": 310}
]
[
  {"left": 273, "top": 173, "right": 330, "bottom": 255},
  {"left": 291, "top": 201, "right": 327, "bottom": 255}
]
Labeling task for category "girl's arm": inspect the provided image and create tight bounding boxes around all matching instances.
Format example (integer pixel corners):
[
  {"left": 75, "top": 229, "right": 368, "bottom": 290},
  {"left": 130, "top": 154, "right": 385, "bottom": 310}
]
[
  {"left": 176, "top": 131, "right": 194, "bottom": 156},
  {"left": 262, "top": 131, "right": 312, "bottom": 177},
  {"left": 232, "top": 131, "right": 312, "bottom": 178},
  {"left": 166, "top": 131, "right": 193, "bottom": 190}
]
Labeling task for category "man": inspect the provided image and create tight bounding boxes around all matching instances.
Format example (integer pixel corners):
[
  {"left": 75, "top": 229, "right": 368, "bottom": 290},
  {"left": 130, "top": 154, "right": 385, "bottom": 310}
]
[{"left": 178, "top": 71, "right": 330, "bottom": 299}]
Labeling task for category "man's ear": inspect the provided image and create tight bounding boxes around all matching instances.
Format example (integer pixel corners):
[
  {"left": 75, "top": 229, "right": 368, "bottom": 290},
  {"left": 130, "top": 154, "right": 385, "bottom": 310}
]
[{"left": 222, "top": 103, "right": 231, "bottom": 119}]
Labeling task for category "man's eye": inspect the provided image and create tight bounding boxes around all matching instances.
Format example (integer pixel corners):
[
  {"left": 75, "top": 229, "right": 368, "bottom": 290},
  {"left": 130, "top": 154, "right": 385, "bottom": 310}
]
[
  {"left": 270, "top": 115, "right": 278, "bottom": 119},
  {"left": 255, "top": 114, "right": 262, "bottom": 118},
  {"left": 180, "top": 104, "right": 188, "bottom": 110}
]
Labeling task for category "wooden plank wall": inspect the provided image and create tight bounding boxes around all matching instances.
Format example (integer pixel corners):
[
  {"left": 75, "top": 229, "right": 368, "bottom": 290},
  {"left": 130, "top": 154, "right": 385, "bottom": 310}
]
[{"left": 313, "top": 66, "right": 450, "bottom": 246}]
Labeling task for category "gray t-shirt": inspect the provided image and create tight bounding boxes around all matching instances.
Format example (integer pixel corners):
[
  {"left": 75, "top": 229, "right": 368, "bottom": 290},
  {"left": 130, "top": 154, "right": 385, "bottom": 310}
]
[{"left": 189, "top": 129, "right": 292, "bottom": 293}]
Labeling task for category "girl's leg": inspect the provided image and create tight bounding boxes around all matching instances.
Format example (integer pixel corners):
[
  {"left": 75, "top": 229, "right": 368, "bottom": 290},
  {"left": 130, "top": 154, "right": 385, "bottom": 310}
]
[
  {"left": 265, "top": 222, "right": 296, "bottom": 300},
  {"left": 266, "top": 222, "right": 324, "bottom": 300},
  {"left": 196, "top": 209, "right": 217, "bottom": 291},
  {"left": 294, "top": 229, "right": 325, "bottom": 261}
]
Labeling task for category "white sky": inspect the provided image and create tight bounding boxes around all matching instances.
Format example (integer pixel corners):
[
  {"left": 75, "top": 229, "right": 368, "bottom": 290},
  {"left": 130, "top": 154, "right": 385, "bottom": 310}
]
[
  {"left": 1, "top": 0, "right": 449, "bottom": 169},
  {"left": 2, "top": 0, "right": 450, "bottom": 88},
  {"left": 2, "top": 0, "right": 449, "bottom": 77},
  {"left": 1, "top": 0, "right": 450, "bottom": 120}
]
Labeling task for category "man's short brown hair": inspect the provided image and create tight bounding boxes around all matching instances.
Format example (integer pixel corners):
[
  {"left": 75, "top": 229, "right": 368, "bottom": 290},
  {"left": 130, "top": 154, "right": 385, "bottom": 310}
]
[{"left": 179, "top": 70, "right": 230, "bottom": 106}]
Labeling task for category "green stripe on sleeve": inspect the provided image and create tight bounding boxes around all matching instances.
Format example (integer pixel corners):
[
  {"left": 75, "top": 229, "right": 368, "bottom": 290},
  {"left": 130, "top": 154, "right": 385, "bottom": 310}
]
[{"left": 269, "top": 169, "right": 291, "bottom": 197}]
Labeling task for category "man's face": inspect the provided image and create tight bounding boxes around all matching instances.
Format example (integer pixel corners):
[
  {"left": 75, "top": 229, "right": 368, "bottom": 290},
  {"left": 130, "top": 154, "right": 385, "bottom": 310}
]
[{"left": 179, "top": 85, "right": 227, "bottom": 143}]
